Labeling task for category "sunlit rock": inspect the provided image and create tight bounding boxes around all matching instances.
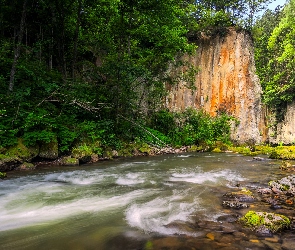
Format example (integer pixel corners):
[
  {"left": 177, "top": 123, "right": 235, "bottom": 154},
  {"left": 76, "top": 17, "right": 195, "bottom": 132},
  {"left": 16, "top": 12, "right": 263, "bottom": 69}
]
[{"left": 239, "top": 211, "right": 290, "bottom": 233}]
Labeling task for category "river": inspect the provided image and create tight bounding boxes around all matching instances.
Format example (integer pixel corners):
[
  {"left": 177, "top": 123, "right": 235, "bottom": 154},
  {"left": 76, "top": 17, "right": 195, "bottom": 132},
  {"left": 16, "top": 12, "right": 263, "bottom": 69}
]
[{"left": 0, "top": 152, "right": 293, "bottom": 250}]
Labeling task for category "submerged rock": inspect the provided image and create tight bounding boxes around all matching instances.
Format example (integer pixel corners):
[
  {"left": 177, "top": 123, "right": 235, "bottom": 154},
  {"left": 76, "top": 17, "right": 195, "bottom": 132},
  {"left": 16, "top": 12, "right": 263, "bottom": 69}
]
[
  {"left": 239, "top": 211, "right": 290, "bottom": 233},
  {"left": 222, "top": 188, "right": 255, "bottom": 209},
  {"left": 224, "top": 188, "right": 255, "bottom": 202},
  {"left": 222, "top": 200, "right": 249, "bottom": 209}
]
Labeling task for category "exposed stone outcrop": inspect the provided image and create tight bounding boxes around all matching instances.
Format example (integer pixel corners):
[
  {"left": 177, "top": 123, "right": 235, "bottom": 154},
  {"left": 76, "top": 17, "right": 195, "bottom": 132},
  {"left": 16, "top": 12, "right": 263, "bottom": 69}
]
[
  {"left": 268, "top": 101, "right": 295, "bottom": 145},
  {"left": 166, "top": 28, "right": 263, "bottom": 144}
]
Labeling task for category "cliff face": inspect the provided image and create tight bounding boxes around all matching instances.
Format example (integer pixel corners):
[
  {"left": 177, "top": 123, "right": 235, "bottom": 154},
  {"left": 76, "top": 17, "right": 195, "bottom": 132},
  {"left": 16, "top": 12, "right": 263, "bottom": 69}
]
[
  {"left": 268, "top": 102, "right": 295, "bottom": 145},
  {"left": 166, "top": 28, "right": 263, "bottom": 144}
]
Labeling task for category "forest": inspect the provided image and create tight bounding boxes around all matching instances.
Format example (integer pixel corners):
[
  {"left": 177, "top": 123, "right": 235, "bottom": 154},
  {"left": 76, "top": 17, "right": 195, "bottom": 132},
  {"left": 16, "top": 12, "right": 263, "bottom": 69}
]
[{"left": 0, "top": 0, "right": 294, "bottom": 159}]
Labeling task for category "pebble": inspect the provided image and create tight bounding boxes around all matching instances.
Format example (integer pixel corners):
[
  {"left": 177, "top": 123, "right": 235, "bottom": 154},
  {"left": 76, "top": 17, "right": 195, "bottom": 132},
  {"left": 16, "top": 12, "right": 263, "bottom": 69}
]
[{"left": 206, "top": 232, "right": 215, "bottom": 240}]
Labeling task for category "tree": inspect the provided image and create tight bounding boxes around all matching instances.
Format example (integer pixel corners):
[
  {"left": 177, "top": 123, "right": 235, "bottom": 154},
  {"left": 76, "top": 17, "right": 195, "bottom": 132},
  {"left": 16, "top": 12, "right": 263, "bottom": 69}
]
[
  {"left": 8, "top": 0, "right": 27, "bottom": 92},
  {"left": 254, "top": 0, "right": 294, "bottom": 118}
]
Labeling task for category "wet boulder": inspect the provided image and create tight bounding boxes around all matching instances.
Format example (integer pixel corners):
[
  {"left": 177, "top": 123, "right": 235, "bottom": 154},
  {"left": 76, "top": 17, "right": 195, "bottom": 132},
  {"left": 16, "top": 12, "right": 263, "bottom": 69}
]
[
  {"left": 268, "top": 175, "right": 295, "bottom": 196},
  {"left": 222, "top": 188, "right": 255, "bottom": 209},
  {"left": 222, "top": 200, "right": 249, "bottom": 209},
  {"left": 223, "top": 188, "right": 255, "bottom": 202}
]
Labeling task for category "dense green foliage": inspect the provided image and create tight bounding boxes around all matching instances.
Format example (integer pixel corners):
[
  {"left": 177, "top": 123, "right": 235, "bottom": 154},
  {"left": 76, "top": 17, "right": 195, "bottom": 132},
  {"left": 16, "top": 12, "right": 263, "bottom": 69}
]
[
  {"left": 254, "top": 0, "right": 294, "bottom": 120},
  {"left": 150, "top": 109, "right": 234, "bottom": 147},
  {"left": 0, "top": 0, "right": 273, "bottom": 154}
]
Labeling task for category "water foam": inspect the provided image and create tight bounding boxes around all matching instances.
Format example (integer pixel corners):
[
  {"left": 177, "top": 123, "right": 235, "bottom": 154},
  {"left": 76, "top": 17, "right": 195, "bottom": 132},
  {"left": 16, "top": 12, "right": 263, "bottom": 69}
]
[
  {"left": 0, "top": 187, "right": 153, "bottom": 232},
  {"left": 169, "top": 169, "right": 245, "bottom": 185},
  {"left": 125, "top": 192, "right": 200, "bottom": 236},
  {"left": 43, "top": 170, "right": 106, "bottom": 185},
  {"left": 116, "top": 173, "right": 145, "bottom": 186}
]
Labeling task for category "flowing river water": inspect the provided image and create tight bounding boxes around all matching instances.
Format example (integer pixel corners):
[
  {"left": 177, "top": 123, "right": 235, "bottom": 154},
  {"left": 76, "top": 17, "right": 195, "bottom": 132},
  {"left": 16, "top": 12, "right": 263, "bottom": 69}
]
[{"left": 0, "top": 152, "right": 294, "bottom": 250}]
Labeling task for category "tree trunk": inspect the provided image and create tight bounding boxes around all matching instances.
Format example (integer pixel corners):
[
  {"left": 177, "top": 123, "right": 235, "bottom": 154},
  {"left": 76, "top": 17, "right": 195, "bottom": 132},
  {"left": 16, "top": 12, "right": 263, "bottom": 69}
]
[
  {"left": 8, "top": 0, "right": 28, "bottom": 92},
  {"left": 72, "top": 0, "right": 82, "bottom": 80}
]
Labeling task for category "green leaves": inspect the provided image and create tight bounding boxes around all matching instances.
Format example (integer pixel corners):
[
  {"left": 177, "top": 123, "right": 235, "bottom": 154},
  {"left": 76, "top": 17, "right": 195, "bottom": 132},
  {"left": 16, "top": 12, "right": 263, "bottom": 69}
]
[{"left": 255, "top": 0, "right": 295, "bottom": 118}]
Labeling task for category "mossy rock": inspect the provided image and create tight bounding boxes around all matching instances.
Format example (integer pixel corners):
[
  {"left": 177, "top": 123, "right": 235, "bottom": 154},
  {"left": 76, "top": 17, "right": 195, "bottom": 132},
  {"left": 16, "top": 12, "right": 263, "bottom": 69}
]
[
  {"left": 117, "top": 143, "right": 135, "bottom": 157},
  {"left": 280, "top": 161, "right": 294, "bottom": 170},
  {"left": 229, "top": 146, "right": 259, "bottom": 156},
  {"left": 39, "top": 140, "right": 58, "bottom": 160},
  {"left": 0, "top": 172, "right": 7, "bottom": 179},
  {"left": 229, "top": 145, "right": 276, "bottom": 157},
  {"left": 269, "top": 146, "right": 295, "bottom": 160},
  {"left": 212, "top": 148, "right": 222, "bottom": 153},
  {"left": 213, "top": 141, "right": 229, "bottom": 151},
  {"left": 188, "top": 145, "right": 206, "bottom": 152},
  {"left": 5, "top": 138, "right": 39, "bottom": 162},
  {"left": 16, "top": 162, "right": 36, "bottom": 171},
  {"left": 103, "top": 148, "right": 114, "bottom": 159},
  {"left": 72, "top": 144, "right": 93, "bottom": 163},
  {"left": 224, "top": 188, "right": 255, "bottom": 201},
  {"left": 0, "top": 139, "right": 39, "bottom": 171},
  {"left": 61, "top": 156, "right": 79, "bottom": 166},
  {"left": 239, "top": 211, "right": 290, "bottom": 233},
  {"left": 138, "top": 143, "right": 152, "bottom": 154},
  {"left": 268, "top": 175, "right": 295, "bottom": 194},
  {"left": 254, "top": 145, "right": 274, "bottom": 155}
]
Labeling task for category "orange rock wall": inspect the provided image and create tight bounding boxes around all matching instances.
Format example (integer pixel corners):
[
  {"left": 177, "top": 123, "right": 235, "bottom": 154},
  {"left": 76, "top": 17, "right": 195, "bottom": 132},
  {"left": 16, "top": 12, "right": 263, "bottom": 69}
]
[{"left": 166, "top": 29, "right": 263, "bottom": 143}]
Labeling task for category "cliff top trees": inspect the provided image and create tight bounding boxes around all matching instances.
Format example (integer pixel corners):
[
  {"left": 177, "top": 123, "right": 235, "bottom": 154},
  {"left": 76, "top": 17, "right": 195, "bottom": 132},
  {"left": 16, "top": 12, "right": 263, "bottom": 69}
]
[{"left": 254, "top": 0, "right": 294, "bottom": 119}]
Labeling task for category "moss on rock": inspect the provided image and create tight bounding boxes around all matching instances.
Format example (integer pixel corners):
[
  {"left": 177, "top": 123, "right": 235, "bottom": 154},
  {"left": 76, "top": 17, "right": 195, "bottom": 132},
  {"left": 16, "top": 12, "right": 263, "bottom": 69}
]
[
  {"left": 269, "top": 146, "right": 295, "bottom": 160},
  {"left": 239, "top": 211, "right": 290, "bottom": 233},
  {"left": 61, "top": 156, "right": 79, "bottom": 166},
  {"left": 5, "top": 138, "right": 39, "bottom": 161},
  {"left": 138, "top": 143, "right": 152, "bottom": 155},
  {"left": 72, "top": 144, "right": 93, "bottom": 163},
  {"left": 212, "top": 148, "right": 222, "bottom": 153},
  {"left": 16, "top": 162, "right": 36, "bottom": 170},
  {"left": 229, "top": 145, "right": 274, "bottom": 156},
  {"left": 0, "top": 172, "right": 7, "bottom": 179},
  {"left": 39, "top": 140, "right": 58, "bottom": 160},
  {"left": 279, "top": 161, "right": 293, "bottom": 170},
  {"left": 0, "top": 139, "right": 39, "bottom": 171}
]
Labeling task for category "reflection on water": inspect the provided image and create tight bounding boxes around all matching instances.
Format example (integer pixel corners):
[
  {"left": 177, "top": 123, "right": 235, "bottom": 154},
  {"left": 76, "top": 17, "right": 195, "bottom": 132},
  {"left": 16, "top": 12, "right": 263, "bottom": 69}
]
[{"left": 0, "top": 152, "right": 286, "bottom": 249}]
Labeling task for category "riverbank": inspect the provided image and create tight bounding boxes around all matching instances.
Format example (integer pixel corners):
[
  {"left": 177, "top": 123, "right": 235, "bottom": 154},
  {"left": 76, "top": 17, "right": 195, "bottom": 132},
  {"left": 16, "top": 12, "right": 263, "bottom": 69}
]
[{"left": 2, "top": 137, "right": 295, "bottom": 175}]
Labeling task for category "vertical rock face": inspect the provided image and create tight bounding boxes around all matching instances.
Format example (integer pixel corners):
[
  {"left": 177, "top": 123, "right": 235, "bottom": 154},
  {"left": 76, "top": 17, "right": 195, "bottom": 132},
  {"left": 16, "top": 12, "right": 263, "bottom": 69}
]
[
  {"left": 268, "top": 102, "right": 295, "bottom": 145},
  {"left": 166, "top": 28, "right": 263, "bottom": 144}
]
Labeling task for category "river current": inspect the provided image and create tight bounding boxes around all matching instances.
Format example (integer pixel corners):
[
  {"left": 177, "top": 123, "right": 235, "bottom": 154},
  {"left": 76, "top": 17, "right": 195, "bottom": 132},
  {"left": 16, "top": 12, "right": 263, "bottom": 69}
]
[{"left": 0, "top": 152, "right": 292, "bottom": 249}]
